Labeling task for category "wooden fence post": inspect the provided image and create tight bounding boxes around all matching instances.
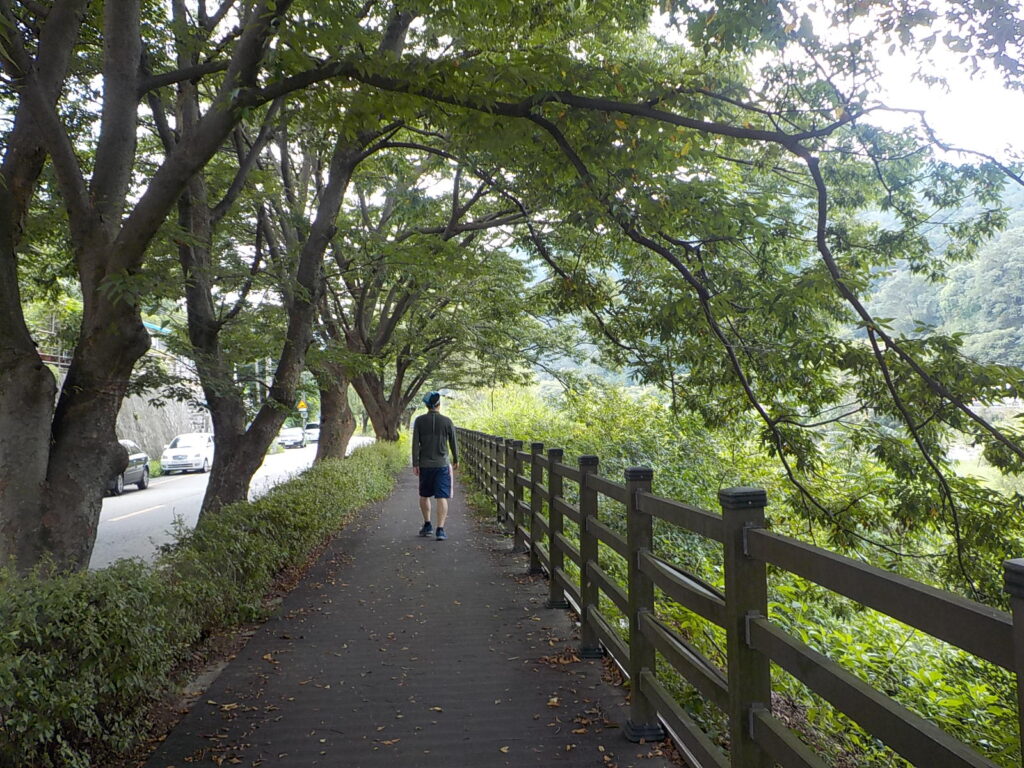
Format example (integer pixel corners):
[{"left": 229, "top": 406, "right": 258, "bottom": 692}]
[
  {"left": 511, "top": 440, "right": 526, "bottom": 552},
  {"left": 491, "top": 435, "right": 502, "bottom": 523},
  {"left": 546, "top": 448, "right": 569, "bottom": 610},
  {"left": 624, "top": 466, "right": 666, "bottom": 742},
  {"left": 529, "top": 442, "right": 544, "bottom": 574},
  {"left": 499, "top": 438, "right": 512, "bottom": 528},
  {"left": 720, "top": 487, "right": 772, "bottom": 768},
  {"left": 1003, "top": 558, "right": 1024, "bottom": 762},
  {"left": 470, "top": 431, "right": 478, "bottom": 476},
  {"left": 492, "top": 435, "right": 501, "bottom": 518},
  {"left": 579, "top": 454, "right": 603, "bottom": 658}
]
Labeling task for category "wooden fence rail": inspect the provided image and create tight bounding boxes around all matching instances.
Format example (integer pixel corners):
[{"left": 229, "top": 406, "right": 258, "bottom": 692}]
[{"left": 457, "top": 427, "right": 1024, "bottom": 768}]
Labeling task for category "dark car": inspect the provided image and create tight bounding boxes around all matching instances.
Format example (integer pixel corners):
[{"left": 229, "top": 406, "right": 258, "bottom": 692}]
[{"left": 108, "top": 439, "right": 150, "bottom": 495}]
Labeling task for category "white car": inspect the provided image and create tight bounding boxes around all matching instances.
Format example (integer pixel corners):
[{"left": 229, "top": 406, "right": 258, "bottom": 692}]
[
  {"left": 305, "top": 422, "right": 320, "bottom": 442},
  {"left": 277, "top": 427, "right": 307, "bottom": 449},
  {"left": 160, "top": 432, "right": 215, "bottom": 474}
]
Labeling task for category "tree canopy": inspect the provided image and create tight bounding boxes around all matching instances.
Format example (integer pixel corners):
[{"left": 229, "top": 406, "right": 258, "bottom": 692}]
[{"left": 2, "top": 0, "right": 1024, "bottom": 579}]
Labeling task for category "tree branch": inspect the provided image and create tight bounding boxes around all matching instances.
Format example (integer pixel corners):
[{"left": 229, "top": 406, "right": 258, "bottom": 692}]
[
  {"left": 212, "top": 95, "right": 283, "bottom": 224},
  {"left": 220, "top": 206, "right": 266, "bottom": 326},
  {"left": 1, "top": 11, "right": 92, "bottom": 242},
  {"left": 529, "top": 109, "right": 927, "bottom": 560},
  {"left": 138, "top": 59, "right": 230, "bottom": 96},
  {"left": 794, "top": 147, "right": 1024, "bottom": 464},
  {"left": 204, "top": 0, "right": 237, "bottom": 31},
  {"left": 90, "top": 0, "right": 142, "bottom": 228}
]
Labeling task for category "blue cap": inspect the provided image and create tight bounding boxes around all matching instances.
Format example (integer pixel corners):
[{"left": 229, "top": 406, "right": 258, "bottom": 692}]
[{"left": 423, "top": 391, "right": 441, "bottom": 407}]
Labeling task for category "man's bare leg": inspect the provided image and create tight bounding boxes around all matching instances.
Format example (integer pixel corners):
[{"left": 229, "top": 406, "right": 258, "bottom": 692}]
[
  {"left": 419, "top": 495, "right": 431, "bottom": 523},
  {"left": 436, "top": 497, "right": 448, "bottom": 528}
]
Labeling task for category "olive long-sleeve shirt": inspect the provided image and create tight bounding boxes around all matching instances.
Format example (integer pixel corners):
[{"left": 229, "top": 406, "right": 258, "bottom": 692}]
[{"left": 411, "top": 410, "right": 459, "bottom": 468}]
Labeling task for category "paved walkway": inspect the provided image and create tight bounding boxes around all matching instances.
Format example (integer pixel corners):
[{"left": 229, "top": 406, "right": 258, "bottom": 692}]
[{"left": 144, "top": 472, "right": 674, "bottom": 768}]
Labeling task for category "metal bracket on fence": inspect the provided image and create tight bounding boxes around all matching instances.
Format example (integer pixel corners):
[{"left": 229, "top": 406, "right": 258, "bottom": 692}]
[
  {"left": 744, "top": 610, "right": 763, "bottom": 648},
  {"left": 635, "top": 546, "right": 650, "bottom": 572},
  {"left": 741, "top": 522, "right": 763, "bottom": 557},
  {"left": 748, "top": 702, "right": 768, "bottom": 739}
]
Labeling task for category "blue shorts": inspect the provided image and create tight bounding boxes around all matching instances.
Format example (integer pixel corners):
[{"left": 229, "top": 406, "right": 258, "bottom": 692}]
[{"left": 419, "top": 466, "right": 452, "bottom": 499}]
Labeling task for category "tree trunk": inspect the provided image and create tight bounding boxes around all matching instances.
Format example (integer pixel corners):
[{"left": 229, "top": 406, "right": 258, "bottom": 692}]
[
  {"left": 0, "top": 359, "right": 58, "bottom": 572},
  {"left": 350, "top": 372, "right": 405, "bottom": 441},
  {"left": 38, "top": 281, "right": 150, "bottom": 569},
  {"left": 314, "top": 361, "right": 356, "bottom": 462},
  {"left": 0, "top": 205, "right": 59, "bottom": 570},
  {"left": 194, "top": 137, "right": 366, "bottom": 520},
  {"left": 203, "top": 407, "right": 286, "bottom": 511},
  {"left": 178, "top": 179, "right": 298, "bottom": 518},
  {"left": 189, "top": 311, "right": 282, "bottom": 516},
  {"left": 0, "top": 0, "right": 95, "bottom": 571},
  {"left": 0, "top": 241, "right": 147, "bottom": 571}
]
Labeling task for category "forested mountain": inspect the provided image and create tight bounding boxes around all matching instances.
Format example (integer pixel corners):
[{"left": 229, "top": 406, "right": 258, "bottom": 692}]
[{"left": 867, "top": 184, "right": 1024, "bottom": 365}]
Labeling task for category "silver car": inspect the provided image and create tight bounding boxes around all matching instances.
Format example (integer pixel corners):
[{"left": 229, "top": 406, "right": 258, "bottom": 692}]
[{"left": 108, "top": 439, "right": 150, "bottom": 495}]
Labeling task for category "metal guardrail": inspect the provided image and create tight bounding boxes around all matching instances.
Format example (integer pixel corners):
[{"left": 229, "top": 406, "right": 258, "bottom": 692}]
[
  {"left": 457, "top": 427, "right": 1021, "bottom": 768},
  {"left": 37, "top": 349, "right": 73, "bottom": 368}
]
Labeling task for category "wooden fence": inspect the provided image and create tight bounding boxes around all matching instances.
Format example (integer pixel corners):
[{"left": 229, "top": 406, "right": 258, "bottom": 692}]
[{"left": 457, "top": 427, "right": 1024, "bottom": 768}]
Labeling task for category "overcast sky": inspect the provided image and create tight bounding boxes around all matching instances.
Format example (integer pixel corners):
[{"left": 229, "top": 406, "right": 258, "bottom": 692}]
[{"left": 873, "top": 53, "right": 1024, "bottom": 161}]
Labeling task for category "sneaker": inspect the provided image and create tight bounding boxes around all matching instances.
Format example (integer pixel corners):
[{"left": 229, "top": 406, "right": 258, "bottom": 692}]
[
  {"left": 419, "top": 521, "right": 433, "bottom": 537},
  {"left": 435, "top": 527, "right": 447, "bottom": 541}
]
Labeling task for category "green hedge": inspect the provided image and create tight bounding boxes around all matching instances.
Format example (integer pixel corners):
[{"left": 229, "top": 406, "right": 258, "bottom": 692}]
[{"left": 0, "top": 439, "right": 407, "bottom": 768}]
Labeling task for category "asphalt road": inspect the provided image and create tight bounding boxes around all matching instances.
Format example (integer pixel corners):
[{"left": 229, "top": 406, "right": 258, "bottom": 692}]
[{"left": 89, "top": 437, "right": 375, "bottom": 570}]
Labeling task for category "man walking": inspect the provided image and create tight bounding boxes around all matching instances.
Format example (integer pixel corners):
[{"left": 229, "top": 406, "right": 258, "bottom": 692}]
[{"left": 412, "top": 390, "right": 459, "bottom": 541}]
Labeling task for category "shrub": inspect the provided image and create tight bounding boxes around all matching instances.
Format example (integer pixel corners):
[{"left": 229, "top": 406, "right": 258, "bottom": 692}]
[
  {"left": 0, "top": 439, "right": 407, "bottom": 768},
  {"left": 0, "top": 560, "right": 178, "bottom": 768}
]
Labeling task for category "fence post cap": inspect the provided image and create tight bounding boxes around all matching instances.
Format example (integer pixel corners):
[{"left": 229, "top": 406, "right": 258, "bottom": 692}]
[
  {"left": 510, "top": 439, "right": 524, "bottom": 448},
  {"left": 547, "top": 447, "right": 564, "bottom": 459},
  {"left": 579, "top": 454, "right": 599, "bottom": 467},
  {"left": 624, "top": 466, "right": 653, "bottom": 482},
  {"left": 1004, "top": 559, "right": 1024, "bottom": 597},
  {"left": 531, "top": 441, "right": 544, "bottom": 452},
  {"left": 718, "top": 487, "right": 767, "bottom": 508}
]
